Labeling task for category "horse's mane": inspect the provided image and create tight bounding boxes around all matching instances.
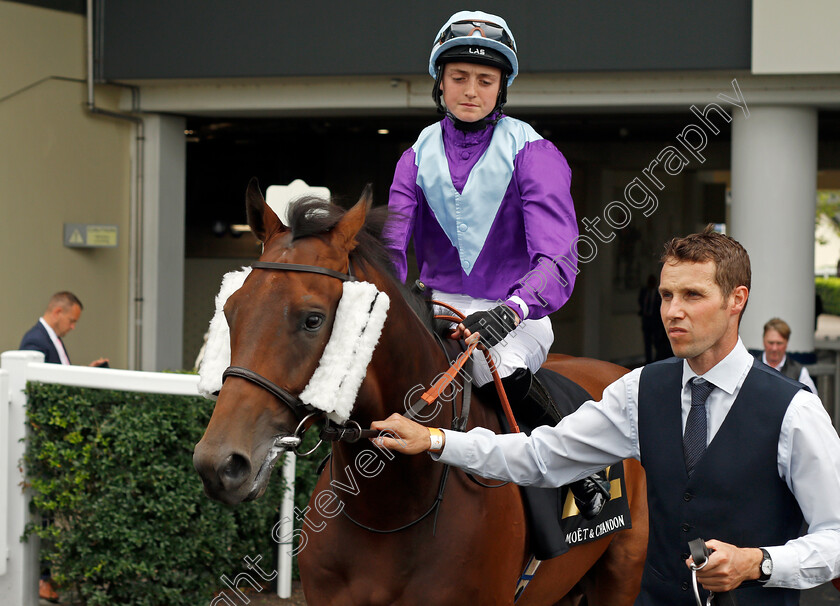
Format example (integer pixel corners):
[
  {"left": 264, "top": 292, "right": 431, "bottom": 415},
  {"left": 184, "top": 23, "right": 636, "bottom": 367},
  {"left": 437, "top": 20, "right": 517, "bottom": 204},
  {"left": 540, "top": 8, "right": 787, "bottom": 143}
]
[{"left": 285, "top": 196, "right": 441, "bottom": 336}]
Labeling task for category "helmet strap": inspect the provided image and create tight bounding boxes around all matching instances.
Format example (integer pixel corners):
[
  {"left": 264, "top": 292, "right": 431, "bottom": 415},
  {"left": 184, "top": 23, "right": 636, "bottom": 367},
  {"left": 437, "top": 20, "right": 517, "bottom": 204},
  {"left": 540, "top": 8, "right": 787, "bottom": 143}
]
[{"left": 432, "top": 67, "right": 446, "bottom": 114}]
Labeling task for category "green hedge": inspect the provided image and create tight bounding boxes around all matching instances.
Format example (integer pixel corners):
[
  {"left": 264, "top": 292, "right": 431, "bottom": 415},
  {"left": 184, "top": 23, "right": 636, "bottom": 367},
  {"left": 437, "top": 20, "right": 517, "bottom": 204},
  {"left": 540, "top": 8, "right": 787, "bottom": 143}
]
[
  {"left": 24, "top": 383, "right": 287, "bottom": 606},
  {"left": 816, "top": 277, "right": 840, "bottom": 316}
]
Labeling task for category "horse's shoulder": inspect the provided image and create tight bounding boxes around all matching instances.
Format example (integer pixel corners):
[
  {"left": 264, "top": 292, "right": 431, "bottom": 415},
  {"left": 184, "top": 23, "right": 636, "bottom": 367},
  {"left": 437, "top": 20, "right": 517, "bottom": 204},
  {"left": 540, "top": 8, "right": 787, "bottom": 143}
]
[{"left": 542, "top": 354, "right": 629, "bottom": 401}]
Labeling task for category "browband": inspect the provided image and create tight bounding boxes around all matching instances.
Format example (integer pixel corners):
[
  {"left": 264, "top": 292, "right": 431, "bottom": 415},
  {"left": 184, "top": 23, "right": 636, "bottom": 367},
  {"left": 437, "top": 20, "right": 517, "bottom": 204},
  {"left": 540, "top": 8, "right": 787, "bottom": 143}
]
[{"left": 251, "top": 261, "right": 355, "bottom": 282}]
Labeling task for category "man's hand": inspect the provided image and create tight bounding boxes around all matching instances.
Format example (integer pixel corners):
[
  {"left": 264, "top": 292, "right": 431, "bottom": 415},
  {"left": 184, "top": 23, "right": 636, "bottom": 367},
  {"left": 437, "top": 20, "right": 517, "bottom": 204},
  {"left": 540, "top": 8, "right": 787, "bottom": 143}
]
[
  {"left": 687, "top": 540, "right": 763, "bottom": 592},
  {"left": 450, "top": 304, "right": 519, "bottom": 348},
  {"left": 89, "top": 358, "right": 109, "bottom": 368},
  {"left": 370, "top": 413, "right": 435, "bottom": 455}
]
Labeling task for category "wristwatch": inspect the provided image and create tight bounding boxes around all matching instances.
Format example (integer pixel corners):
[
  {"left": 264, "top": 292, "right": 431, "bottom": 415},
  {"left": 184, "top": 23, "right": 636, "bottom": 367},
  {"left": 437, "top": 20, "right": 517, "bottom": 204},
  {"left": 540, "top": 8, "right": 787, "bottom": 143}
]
[{"left": 758, "top": 548, "right": 773, "bottom": 583}]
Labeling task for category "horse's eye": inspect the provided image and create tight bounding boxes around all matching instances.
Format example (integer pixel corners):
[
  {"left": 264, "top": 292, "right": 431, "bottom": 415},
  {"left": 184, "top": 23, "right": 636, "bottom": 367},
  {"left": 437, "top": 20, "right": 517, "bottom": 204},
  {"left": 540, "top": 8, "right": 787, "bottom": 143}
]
[{"left": 303, "top": 314, "right": 324, "bottom": 332}]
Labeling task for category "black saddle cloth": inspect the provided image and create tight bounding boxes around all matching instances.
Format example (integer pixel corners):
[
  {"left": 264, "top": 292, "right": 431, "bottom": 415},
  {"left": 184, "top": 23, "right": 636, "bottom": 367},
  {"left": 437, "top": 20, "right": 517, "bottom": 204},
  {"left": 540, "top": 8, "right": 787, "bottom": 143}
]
[
  {"left": 495, "top": 368, "right": 594, "bottom": 560},
  {"left": 534, "top": 367, "right": 593, "bottom": 418}
]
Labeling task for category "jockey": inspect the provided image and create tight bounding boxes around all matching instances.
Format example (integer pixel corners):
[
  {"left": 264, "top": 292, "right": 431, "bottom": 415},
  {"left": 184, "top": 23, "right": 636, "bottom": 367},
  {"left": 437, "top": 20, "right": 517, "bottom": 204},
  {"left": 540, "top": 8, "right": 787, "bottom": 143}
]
[{"left": 385, "top": 10, "right": 610, "bottom": 519}]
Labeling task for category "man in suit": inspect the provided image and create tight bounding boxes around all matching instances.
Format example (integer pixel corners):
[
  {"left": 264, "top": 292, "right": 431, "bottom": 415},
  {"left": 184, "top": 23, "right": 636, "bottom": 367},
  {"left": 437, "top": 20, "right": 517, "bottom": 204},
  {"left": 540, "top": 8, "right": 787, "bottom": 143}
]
[
  {"left": 371, "top": 226, "right": 840, "bottom": 605},
  {"left": 19, "top": 291, "right": 108, "bottom": 366},
  {"left": 19, "top": 291, "right": 108, "bottom": 601},
  {"left": 760, "top": 317, "right": 818, "bottom": 395}
]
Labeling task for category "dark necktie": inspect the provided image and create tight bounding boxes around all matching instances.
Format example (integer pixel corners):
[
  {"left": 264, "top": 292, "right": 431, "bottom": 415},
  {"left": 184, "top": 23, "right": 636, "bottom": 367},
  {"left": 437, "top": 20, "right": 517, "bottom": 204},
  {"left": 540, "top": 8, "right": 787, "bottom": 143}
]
[{"left": 684, "top": 378, "right": 714, "bottom": 476}]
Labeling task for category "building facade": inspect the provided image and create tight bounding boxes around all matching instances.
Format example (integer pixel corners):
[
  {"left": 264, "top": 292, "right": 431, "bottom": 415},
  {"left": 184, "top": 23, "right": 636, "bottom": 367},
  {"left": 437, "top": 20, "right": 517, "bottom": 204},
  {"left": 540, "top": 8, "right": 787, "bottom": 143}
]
[{"left": 3, "top": 0, "right": 839, "bottom": 370}]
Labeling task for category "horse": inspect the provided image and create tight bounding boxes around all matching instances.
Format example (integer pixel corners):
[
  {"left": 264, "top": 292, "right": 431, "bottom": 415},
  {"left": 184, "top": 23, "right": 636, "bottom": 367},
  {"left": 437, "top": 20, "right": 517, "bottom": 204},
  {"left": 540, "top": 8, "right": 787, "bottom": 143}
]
[{"left": 193, "top": 182, "right": 648, "bottom": 605}]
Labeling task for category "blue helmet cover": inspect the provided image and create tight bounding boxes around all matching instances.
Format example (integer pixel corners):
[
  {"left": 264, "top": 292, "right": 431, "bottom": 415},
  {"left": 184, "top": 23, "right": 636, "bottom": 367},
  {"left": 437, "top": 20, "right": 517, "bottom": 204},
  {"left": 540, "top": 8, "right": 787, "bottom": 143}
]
[{"left": 429, "top": 10, "right": 519, "bottom": 86}]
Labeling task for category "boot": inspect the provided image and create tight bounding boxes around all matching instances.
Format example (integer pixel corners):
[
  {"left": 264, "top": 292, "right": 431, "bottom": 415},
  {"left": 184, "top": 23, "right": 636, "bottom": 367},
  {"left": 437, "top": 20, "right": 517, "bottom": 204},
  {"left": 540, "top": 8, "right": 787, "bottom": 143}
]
[
  {"left": 499, "top": 368, "right": 559, "bottom": 427},
  {"left": 570, "top": 470, "right": 611, "bottom": 520},
  {"left": 500, "top": 369, "right": 612, "bottom": 520}
]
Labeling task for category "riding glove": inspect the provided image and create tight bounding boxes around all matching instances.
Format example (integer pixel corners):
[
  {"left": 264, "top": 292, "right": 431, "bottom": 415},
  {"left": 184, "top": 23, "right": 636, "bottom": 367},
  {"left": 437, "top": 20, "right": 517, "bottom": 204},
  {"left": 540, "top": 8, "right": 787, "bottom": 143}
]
[{"left": 461, "top": 304, "right": 519, "bottom": 348}]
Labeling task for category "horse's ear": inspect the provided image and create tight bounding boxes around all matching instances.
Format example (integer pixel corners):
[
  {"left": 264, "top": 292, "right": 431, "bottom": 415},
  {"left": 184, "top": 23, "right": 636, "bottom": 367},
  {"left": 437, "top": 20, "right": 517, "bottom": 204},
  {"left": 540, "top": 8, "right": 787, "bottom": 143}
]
[
  {"left": 332, "top": 184, "right": 372, "bottom": 252},
  {"left": 246, "top": 178, "right": 287, "bottom": 242}
]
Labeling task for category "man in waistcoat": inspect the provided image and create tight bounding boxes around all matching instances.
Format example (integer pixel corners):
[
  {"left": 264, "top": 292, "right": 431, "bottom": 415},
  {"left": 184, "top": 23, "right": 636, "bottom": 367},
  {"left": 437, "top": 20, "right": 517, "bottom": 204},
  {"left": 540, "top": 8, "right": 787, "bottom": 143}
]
[
  {"left": 371, "top": 226, "right": 840, "bottom": 605},
  {"left": 759, "top": 317, "right": 818, "bottom": 395}
]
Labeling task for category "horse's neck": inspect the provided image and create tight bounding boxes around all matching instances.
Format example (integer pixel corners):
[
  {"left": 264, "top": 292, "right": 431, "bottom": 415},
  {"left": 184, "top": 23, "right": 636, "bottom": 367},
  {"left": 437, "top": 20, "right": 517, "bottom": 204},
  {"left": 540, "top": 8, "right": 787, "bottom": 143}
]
[
  {"left": 357, "top": 278, "right": 504, "bottom": 429},
  {"left": 361, "top": 282, "right": 451, "bottom": 423},
  {"left": 326, "top": 279, "right": 510, "bottom": 517}
]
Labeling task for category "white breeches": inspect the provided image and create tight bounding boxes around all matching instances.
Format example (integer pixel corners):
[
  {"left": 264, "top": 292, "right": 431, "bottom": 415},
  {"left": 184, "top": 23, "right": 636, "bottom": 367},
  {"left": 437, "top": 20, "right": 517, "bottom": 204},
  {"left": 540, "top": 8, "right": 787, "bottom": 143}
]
[{"left": 432, "top": 291, "right": 554, "bottom": 387}]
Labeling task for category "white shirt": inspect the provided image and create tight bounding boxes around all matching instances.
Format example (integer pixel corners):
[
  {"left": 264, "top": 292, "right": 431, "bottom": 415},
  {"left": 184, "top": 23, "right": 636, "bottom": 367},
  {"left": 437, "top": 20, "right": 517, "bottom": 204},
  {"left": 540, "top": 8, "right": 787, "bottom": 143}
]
[
  {"left": 762, "top": 352, "right": 818, "bottom": 396},
  {"left": 436, "top": 339, "right": 840, "bottom": 589},
  {"left": 39, "top": 318, "right": 70, "bottom": 365}
]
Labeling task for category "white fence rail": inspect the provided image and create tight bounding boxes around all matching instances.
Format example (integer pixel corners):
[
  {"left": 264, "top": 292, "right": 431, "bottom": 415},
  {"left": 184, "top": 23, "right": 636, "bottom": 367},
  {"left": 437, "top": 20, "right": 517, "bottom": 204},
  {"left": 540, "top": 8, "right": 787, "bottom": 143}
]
[
  {"left": 0, "top": 350, "right": 295, "bottom": 605},
  {"left": 0, "top": 368, "right": 8, "bottom": 579}
]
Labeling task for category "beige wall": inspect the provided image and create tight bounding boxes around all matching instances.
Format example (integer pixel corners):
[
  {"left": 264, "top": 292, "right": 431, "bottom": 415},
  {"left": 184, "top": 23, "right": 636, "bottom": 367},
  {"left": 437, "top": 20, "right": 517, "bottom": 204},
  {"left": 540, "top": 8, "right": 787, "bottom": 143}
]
[
  {"left": 0, "top": 1, "right": 132, "bottom": 367},
  {"left": 753, "top": 0, "right": 840, "bottom": 74}
]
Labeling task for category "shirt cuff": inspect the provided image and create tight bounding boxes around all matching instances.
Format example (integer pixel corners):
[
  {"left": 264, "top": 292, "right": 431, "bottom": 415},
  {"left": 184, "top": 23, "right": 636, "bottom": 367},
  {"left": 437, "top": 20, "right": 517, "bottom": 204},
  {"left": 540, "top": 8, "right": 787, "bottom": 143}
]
[
  {"left": 428, "top": 428, "right": 449, "bottom": 461},
  {"left": 763, "top": 545, "right": 798, "bottom": 587},
  {"left": 506, "top": 296, "right": 529, "bottom": 321},
  {"left": 428, "top": 429, "right": 474, "bottom": 465}
]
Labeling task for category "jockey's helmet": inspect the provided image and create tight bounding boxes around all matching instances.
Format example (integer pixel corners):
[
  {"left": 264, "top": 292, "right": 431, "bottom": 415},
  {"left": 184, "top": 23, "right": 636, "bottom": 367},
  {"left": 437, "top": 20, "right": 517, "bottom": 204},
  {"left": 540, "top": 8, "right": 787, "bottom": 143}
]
[{"left": 429, "top": 11, "right": 519, "bottom": 119}]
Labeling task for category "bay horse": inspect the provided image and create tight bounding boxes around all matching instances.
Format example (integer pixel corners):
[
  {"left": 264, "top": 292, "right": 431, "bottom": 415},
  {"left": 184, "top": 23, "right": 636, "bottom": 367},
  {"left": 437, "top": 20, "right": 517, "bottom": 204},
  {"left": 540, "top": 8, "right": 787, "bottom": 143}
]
[{"left": 193, "top": 183, "right": 648, "bottom": 605}]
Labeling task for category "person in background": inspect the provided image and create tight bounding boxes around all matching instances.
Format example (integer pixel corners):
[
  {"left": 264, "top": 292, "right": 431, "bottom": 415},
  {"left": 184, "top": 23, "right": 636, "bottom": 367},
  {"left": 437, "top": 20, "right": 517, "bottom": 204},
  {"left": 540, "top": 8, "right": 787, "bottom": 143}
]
[
  {"left": 19, "top": 291, "right": 108, "bottom": 367},
  {"left": 19, "top": 291, "right": 108, "bottom": 601},
  {"left": 759, "top": 317, "right": 817, "bottom": 395}
]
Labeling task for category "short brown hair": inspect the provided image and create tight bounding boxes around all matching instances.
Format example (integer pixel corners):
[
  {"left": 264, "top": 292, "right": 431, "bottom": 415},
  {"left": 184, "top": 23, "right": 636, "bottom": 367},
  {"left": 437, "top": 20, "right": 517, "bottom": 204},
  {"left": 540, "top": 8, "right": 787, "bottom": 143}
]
[
  {"left": 763, "top": 317, "right": 791, "bottom": 340},
  {"left": 46, "top": 291, "right": 83, "bottom": 312},
  {"left": 661, "top": 224, "right": 751, "bottom": 317}
]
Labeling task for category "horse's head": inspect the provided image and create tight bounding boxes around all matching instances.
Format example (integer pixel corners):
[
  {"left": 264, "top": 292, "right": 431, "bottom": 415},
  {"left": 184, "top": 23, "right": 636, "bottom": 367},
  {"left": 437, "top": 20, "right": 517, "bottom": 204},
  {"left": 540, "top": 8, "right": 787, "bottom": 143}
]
[{"left": 193, "top": 180, "right": 378, "bottom": 504}]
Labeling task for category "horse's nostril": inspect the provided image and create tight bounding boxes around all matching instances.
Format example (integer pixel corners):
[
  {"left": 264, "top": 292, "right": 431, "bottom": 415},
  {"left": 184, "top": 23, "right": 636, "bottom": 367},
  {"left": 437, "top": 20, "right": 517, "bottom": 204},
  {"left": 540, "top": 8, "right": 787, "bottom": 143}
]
[{"left": 220, "top": 453, "right": 251, "bottom": 489}]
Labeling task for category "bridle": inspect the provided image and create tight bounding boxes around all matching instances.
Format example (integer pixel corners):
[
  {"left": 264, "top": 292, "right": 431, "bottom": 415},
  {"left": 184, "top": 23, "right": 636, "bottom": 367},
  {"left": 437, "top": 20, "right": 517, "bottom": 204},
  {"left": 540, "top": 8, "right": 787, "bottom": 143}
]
[
  {"left": 221, "top": 259, "right": 356, "bottom": 454},
  {"left": 219, "top": 256, "right": 494, "bottom": 535}
]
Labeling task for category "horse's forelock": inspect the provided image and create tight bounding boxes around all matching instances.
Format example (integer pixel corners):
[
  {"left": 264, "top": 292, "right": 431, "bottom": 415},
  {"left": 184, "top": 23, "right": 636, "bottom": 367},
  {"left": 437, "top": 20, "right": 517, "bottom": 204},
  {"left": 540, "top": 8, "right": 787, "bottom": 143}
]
[
  {"left": 278, "top": 196, "right": 439, "bottom": 335},
  {"left": 286, "top": 197, "right": 343, "bottom": 241},
  {"left": 283, "top": 197, "right": 389, "bottom": 273}
]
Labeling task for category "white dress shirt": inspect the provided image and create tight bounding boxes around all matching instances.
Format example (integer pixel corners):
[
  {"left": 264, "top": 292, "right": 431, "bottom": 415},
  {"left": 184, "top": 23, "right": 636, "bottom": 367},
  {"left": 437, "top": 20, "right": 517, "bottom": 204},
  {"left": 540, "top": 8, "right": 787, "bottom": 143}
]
[
  {"left": 762, "top": 352, "right": 818, "bottom": 396},
  {"left": 39, "top": 318, "right": 70, "bottom": 365},
  {"left": 436, "top": 339, "right": 840, "bottom": 589}
]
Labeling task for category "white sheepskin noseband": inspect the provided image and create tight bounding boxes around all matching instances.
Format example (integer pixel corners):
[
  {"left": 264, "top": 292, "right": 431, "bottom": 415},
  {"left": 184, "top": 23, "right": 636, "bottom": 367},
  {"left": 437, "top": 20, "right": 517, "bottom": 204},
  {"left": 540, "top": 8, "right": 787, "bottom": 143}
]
[
  {"left": 197, "top": 267, "right": 390, "bottom": 424},
  {"left": 196, "top": 267, "right": 252, "bottom": 398}
]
